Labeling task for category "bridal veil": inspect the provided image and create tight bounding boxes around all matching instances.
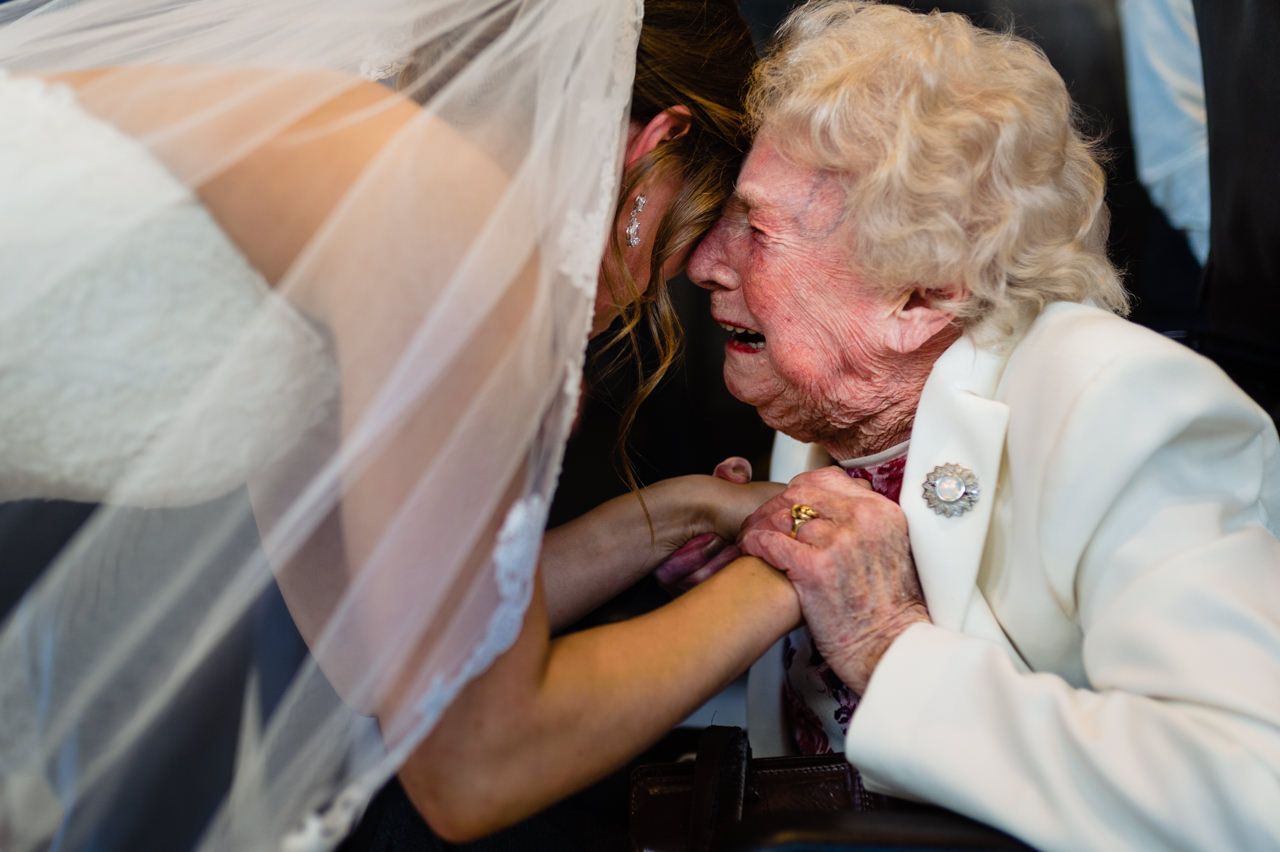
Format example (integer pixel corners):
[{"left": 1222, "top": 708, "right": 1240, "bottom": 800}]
[{"left": 0, "top": 0, "right": 641, "bottom": 848}]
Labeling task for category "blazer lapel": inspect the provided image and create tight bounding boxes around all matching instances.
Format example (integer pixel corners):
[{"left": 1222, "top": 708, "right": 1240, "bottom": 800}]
[{"left": 901, "top": 335, "right": 1011, "bottom": 632}]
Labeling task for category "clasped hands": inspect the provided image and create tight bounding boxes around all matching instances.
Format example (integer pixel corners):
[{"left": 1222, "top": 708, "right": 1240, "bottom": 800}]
[{"left": 658, "top": 462, "right": 931, "bottom": 695}]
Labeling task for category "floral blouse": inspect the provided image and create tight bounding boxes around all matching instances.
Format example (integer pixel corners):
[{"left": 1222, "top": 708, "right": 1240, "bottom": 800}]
[{"left": 782, "top": 444, "right": 909, "bottom": 755}]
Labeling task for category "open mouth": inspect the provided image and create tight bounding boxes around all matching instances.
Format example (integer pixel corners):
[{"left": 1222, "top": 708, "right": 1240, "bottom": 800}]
[{"left": 718, "top": 320, "right": 766, "bottom": 351}]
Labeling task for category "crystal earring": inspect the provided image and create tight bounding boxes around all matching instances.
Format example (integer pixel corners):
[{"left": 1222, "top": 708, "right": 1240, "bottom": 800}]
[{"left": 625, "top": 194, "right": 647, "bottom": 247}]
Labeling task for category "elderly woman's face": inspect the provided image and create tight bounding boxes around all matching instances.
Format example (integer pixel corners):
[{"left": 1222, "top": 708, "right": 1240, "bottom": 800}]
[{"left": 687, "top": 134, "right": 916, "bottom": 450}]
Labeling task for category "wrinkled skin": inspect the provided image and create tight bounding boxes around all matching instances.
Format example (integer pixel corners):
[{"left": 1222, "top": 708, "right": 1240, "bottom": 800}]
[
  {"left": 685, "top": 132, "right": 955, "bottom": 460},
  {"left": 738, "top": 467, "right": 930, "bottom": 694},
  {"left": 685, "top": 131, "right": 959, "bottom": 692}
]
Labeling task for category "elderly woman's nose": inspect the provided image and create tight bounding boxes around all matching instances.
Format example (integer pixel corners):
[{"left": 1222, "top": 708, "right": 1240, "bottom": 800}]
[{"left": 688, "top": 218, "right": 737, "bottom": 291}]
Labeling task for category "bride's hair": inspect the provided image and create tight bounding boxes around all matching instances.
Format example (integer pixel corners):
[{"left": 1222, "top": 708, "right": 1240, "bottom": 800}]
[
  {"left": 598, "top": 0, "right": 757, "bottom": 486},
  {"left": 395, "top": 0, "right": 757, "bottom": 491}
]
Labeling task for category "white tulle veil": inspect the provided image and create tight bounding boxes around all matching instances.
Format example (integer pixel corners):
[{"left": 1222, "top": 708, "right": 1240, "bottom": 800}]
[{"left": 0, "top": 0, "right": 640, "bottom": 848}]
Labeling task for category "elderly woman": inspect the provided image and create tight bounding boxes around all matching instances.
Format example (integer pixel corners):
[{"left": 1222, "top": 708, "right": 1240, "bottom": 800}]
[{"left": 686, "top": 2, "right": 1280, "bottom": 850}]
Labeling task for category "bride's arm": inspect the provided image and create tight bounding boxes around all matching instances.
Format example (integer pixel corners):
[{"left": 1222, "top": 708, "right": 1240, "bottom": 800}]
[
  {"left": 403, "top": 554, "right": 799, "bottom": 843},
  {"left": 541, "top": 473, "right": 784, "bottom": 632}
]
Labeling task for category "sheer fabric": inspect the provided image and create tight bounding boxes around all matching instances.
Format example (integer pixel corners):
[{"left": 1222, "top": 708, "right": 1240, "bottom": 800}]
[{"left": 0, "top": 1, "right": 640, "bottom": 849}]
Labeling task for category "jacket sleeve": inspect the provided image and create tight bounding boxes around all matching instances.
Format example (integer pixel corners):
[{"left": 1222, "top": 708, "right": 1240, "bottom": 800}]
[{"left": 846, "top": 337, "right": 1280, "bottom": 852}]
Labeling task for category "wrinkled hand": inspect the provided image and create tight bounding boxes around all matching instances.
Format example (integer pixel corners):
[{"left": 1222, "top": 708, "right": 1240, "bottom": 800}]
[
  {"left": 653, "top": 457, "right": 775, "bottom": 593},
  {"left": 739, "top": 466, "right": 930, "bottom": 694}
]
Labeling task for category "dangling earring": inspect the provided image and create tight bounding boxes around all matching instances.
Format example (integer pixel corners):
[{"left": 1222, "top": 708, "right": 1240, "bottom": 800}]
[{"left": 625, "top": 194, "right": 647, "bottom": 247}]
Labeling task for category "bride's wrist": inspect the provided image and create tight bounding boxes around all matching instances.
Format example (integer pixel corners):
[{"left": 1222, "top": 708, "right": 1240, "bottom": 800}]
[{"left": 642, "top": 474, "right": 721, "bottom": 540}]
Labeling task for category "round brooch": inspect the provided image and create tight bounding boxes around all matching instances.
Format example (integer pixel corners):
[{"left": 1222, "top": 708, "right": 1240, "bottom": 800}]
[{"left": 922, "top": 463, "right": 980, "bottom": 517}]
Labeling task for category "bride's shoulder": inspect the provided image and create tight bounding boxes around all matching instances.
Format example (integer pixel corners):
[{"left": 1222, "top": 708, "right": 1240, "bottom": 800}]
[
  {"left": 200, "top": 67, "right": 507, "bottom": 303},
  {"left": 51, "top": 65, "right": 501, "bottom": 292},
  {"left": 47, "top": 65, "right": 416, "bottom": 120}
]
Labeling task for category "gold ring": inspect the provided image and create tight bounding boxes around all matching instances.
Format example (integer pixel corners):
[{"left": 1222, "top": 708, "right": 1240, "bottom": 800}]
[{"left": 790, "top": 504, "right": 819, "bottom": 537}]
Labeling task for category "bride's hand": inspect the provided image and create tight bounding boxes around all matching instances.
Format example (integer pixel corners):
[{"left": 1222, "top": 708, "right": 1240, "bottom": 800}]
[
  {"left": 653, "top": 532, "right": 739, "bottom": 592},
  {"left": 704, "top": 457, "right": 786, "bottom": 539},
  {"left": 653, "top": 457, "right": 784, "bottom": 592}
]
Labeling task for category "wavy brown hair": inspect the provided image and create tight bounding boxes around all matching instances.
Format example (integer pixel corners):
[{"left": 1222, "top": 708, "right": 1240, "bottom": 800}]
[
  {"left": 596, "top": 0, "right": 757, "bottom": 488},
  {"left": 400, "top": 0, "right": 756, "bottom": 490}
]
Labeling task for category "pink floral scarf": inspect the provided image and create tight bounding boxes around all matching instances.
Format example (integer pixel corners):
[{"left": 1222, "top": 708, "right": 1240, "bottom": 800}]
[{"left": 782, "top": 447, "right": 908, "bottom": 755}]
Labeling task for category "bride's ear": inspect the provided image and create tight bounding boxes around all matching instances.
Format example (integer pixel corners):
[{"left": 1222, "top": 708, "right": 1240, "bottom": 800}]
[{"left": 624, "top": 106, "right": 692, "bottom": 167}]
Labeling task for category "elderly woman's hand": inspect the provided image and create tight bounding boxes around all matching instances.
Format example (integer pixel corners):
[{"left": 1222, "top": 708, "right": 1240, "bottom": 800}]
[{"left": 739, "top": 467, "right": 931, "bottom": 694}]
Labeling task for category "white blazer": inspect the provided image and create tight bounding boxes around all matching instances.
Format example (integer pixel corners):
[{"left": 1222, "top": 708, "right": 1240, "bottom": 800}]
[{"left": 750, "top": 302, "right": 1280, "bottom": 851}]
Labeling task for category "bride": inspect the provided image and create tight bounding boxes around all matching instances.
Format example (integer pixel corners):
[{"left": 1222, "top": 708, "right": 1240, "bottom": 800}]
[{"left": 0, "top": 0, "right": 800, "bottom": 849}]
